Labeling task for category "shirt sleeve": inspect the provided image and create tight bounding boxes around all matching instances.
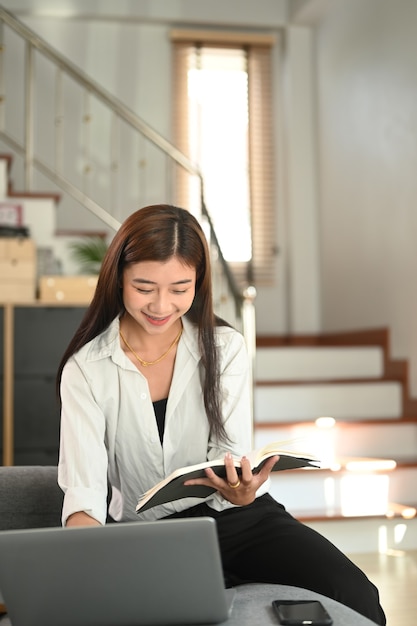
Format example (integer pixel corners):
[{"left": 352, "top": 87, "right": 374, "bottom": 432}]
[{"left": 58, "top": 358, "right": 109, "bottom": 526}]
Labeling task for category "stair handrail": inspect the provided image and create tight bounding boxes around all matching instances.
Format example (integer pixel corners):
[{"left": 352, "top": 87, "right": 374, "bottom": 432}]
[
  {"left": 0, "top": 6, "right": 195, "bottom": 176},
  {"left": 0, "top": 5, "right": 251, "bottom": 316}
]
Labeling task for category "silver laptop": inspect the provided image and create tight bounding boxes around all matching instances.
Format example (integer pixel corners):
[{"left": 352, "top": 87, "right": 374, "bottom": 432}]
[{"left": 0, "top": 517, "right": 235, "bottom": 626}]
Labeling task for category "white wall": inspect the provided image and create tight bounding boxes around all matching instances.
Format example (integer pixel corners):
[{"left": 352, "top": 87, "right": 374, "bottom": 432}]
[
  {"left": 8, "top": 0, "right": 288, "bottom": 27},
  {"left": 283, "top": 25, "right": 321, "bottom": 334},
  {"left": 316, "top": 0, "right": 417, "bottom": 394}
]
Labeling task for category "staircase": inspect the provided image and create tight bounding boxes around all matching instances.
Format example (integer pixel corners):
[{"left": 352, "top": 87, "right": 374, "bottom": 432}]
[{"left": 253, "top": 330, "right": 417, "bottom": 553}]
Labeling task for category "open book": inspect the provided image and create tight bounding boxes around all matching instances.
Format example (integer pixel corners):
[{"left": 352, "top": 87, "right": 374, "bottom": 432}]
[{"left": 136, "top": 441, "right": 320, "bottom": 513}]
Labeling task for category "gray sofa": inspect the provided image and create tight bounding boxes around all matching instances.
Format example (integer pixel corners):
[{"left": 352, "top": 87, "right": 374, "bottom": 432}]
[
  {"left": 0, "top": 466, "right": 63, "bottom": 531},
  {"left": 0, "top": 466, "right": 378, "bottom": 625}
]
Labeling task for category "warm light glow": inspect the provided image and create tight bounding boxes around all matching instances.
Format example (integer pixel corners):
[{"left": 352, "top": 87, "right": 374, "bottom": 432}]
[
  {"left": 378, "top": 522, "right": 414, "bottom": 554},
  {"left": 340, "top": 475, "right": 390, "bottom": 516},
  {"left": 378, "top": 525, "right": 388, "bottom": 553},
  {"left": 345, "top": 459, "right": 397, "bottom": 472},
  {"left": 387, "top": 503, "right": 417, "bottom": 520},
  {"left": 315, "top": 416, "right": 336, "bottom": 429},
  {"left": 313, "top": 417, "right": 336, "bottom": 468},
  {"left": 394, "top": 523, "right": 408, "bottom": 544},
  {"left": 323, "top": 476, "right": 337, "bottom": 513},
  {"left": 329, "top": 462, "right": 342, "bottom": 471}
]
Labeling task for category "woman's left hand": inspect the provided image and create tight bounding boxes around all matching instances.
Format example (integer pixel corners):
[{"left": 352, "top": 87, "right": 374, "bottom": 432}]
[{"left": 184, "top": 453, "right": 279, "bottom": 506}]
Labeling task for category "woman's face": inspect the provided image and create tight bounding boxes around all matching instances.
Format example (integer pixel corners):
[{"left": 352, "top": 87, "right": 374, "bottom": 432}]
[{"left": 122, "top": 256, "right": 196, "bottom": 335}]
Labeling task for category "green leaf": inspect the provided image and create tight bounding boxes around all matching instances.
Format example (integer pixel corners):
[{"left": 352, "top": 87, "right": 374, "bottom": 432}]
[{"left": 68, "top": 237, "right": 108, "bottom": 274}]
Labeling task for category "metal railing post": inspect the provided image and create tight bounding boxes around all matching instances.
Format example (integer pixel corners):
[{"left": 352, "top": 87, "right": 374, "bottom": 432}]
[
  {"left": 24, "top": 41, "right": 34, "bottom": 190},
  {"left": 0, "top": 20, "right": 4, "bottom": 132},
  {"left": 242, "top": 286, "right": 257, "bottom": 432}
]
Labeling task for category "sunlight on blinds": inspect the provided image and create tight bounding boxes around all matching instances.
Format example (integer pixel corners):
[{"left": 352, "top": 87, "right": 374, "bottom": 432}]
[
  {"left": 187, "top": 47, "right": 251, "bottom": 263},
  {"left": 172, "top": 34, "right": 276, "bottom": 286}
]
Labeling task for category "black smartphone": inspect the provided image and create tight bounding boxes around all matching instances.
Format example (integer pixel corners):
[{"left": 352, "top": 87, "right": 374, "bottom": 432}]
[{"left": 272, "top": 600, "right": 333, "bottom": 625}]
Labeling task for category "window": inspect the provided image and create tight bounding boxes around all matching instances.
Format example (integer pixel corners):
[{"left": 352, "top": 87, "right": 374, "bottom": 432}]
[
  {"left": 172, "top": 31, "right": 276, "bottom": 286},
  {"left": 188, "top": 47, "right": 251, "bottom": 263}
]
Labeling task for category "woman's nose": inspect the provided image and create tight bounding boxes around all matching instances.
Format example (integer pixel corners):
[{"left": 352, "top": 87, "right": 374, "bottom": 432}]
[{"left": 149, "top": 291, "right": 169, "bottom": 314}]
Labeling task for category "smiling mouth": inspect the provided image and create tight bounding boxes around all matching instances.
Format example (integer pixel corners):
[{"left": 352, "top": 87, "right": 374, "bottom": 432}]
[{"left": 144, "top": 313, "right": 171, "bottom": 323}]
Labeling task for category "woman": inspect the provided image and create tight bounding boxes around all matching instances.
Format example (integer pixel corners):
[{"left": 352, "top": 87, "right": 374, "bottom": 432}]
[{"left": 57, "top": 204, "right": 385, "bottom": 625}]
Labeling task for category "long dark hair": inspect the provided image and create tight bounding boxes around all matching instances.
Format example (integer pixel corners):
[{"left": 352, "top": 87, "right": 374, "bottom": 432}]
[{"left": 57, "top": 204, "right": 230, "bottom": 442}]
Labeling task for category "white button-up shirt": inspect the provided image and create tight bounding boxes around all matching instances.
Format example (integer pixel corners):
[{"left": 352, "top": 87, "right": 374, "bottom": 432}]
[{"left": 58, "top": 316, "right": 265, "bottom": 525}]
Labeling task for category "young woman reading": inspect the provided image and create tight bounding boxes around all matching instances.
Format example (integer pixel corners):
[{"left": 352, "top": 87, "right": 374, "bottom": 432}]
[{"left": 57, "top": 204, "right": 386, "bottom": 625}]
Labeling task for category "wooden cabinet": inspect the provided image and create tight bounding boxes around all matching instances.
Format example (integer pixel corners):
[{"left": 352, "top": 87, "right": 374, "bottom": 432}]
[{"left": 1, "top": 303, "right": 86, "bottom": 465}]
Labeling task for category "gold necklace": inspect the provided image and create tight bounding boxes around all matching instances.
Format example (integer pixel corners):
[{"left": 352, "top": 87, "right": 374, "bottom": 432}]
[{"left": 119, "top": 326, "right": 183, "bottom": 367}]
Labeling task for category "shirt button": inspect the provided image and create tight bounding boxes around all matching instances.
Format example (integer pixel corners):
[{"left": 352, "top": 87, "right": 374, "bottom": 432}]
[{"left": 140, "top": 393, "right": 147, "bottom": 400}]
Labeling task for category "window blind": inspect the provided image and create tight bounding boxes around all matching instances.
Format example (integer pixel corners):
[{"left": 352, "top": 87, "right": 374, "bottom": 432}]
[{"left": 172, "top": 32, "right": 276, "bottom": 286}]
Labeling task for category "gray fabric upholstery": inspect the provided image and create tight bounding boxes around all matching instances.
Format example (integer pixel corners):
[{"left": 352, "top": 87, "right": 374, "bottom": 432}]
[
  {"left": 0, "top": 466, "right": 62, "bottom": 530},
  {"left": 219, "top": 583, "right": 379, "bottom": 625},
  {"left": 0, "top": 584, "right": 379, "bottom": 625}
]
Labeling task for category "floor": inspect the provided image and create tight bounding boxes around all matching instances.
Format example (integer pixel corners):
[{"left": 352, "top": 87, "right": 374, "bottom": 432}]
[{"left": 348, "top": 550, "right": 417, "bottom": 626}]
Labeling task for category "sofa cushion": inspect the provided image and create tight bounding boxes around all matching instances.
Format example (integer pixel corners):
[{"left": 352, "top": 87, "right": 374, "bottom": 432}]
[{"left": 0, "top": 466, "right": 62, "bottom": 530}]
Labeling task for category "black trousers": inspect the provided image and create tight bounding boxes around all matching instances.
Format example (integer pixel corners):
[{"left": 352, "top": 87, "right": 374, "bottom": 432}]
[{"left": 166, "top": 494, "right": 386, "bottom": 625}]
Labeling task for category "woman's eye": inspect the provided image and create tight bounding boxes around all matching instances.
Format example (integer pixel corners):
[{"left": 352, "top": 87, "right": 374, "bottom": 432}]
[{"left": 134, "top": 287, "right": 188, "bottom": 295}]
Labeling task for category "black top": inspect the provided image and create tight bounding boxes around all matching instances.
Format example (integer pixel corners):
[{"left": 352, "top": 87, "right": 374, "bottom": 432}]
[{"left": 153, "top": 398, "right": 168, "bottom": 444}]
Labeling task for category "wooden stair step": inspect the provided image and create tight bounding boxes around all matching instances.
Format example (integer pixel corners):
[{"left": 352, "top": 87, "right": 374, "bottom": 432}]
[
  {"left": 256, "top": 328, "right": 417, "bottom": 417},
  {"left": 267, "top": 461, "right": 417, "bottom": 519},
  {"left": 254, "top": 380, "right": 403, "bottom": 422},
  {"left": 256, "top": 328, "right": 391, "bottom": 348},
  {"left": 302, "top": 514, "right": 417, "bottom": 554},
  {"left": 256, "top": 375, "right": 409, "bottom": 385},
  {"left": 255, "top": 328, "right": 417, "bottom": 553},
  {"left": 255, "top": 345, "right": 384, "bottom": 381},
  {"left": 254, "top": 419, "right": 417, "bottom": 460},
  {"left": 294, "top": 502, "right": 417, "bottom": 523}
]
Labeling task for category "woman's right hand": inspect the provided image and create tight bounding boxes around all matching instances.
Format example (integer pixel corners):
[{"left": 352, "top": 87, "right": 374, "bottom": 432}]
[{"left": 185, "top": 453, "right": 279, "bottom": 507}]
